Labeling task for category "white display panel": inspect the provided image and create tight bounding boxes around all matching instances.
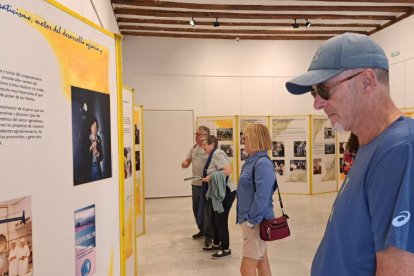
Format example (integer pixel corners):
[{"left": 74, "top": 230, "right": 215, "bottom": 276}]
[
  {"left": 311, "top": 116, "right": 338, "bottom": 194},
  {"left": 269, "top": 116, "right": 310, "bottom": 194},
  {"left": 0, "top": 1, "right": 120, "bottom": 274},
  {"left": 197, "top": 116, "right": 238, "bottom": 184},
  {"left": 122, "top": 87, "right": 136, "bottom": 275},
  {"left": 237, "top": 116, "right": 270, "bottom": 175}
]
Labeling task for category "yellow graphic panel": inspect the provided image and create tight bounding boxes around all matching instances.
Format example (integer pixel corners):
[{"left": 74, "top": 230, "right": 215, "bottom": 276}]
[{"left": 20, "top": 8, "right": 109, "bottom": 98}]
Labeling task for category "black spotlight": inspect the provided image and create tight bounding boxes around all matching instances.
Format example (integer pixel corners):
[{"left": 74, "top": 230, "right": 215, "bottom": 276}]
[
  {"left": 213, "top": 17, "right": 220, "bottom": 27},
  {"left": 305, "top": 19, "right": 311, "bottom": 28},
  {"left": 190, "top": 17, "right": 196, "bottom": 27},
  {"left": 292, "top": 19, "right": 299, "bottom": 29}
]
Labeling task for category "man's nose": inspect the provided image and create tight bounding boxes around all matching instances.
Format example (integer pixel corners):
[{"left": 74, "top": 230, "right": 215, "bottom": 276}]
[{"left": 313, "top": 94, "right": 327, "bottom": 110}]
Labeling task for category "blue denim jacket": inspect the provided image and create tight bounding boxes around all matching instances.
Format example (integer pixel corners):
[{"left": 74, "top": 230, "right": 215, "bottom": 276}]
[{"left": 237, "top": 151, "right": 276, "bottom": 225}]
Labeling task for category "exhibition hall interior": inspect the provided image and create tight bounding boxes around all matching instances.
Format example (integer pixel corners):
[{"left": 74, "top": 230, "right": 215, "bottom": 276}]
[{"left": 1, "top": 0, "right": 414, "bottom": 275}]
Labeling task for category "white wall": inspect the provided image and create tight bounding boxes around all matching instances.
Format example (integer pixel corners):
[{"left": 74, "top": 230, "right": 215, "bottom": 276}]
[
  {"left": 371, "top": 15, "right": 414, "bottom": 108},
  {"left": 56, "top": 0, "right": 119, "bottom": 34},
  {"left": 123, "top": 16, "right": 414, "bottom": 116},
  {"left": 123, "top": 37, "right": 324, "bottom": 117}
]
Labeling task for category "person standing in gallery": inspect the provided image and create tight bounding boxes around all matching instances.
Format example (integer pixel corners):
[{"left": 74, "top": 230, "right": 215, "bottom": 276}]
[
  {"left": 342, "top": 133, "right": 359, "bottom": 175},
  {"left": 181, "top": 126, "right": 210, "bottom": 240},
  {"left": 201, "top": 135, "right": 236, "bottom": 259},
  {"left": 17, "top": 238, "right": 30, "bottom": 275},
  {"left": 237, "top": 124, "right": 276, "bottom": 276},
  {"left": 7, "top": 241, "right": 18, "bottom": 276},
  {"left": 88, "top": 118, "right": 103, "bottom": 181},
  {"left": 286, "top": 32, "right": 414, "bottom": 275}
]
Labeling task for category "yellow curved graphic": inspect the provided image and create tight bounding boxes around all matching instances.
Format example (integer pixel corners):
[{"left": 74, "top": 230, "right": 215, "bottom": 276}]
[{"left": 19, "top": 8, "right": 109, "bottom": 98}]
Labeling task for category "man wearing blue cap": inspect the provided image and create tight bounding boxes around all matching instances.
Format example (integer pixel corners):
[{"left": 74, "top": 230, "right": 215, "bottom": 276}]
[{"left": 286, "top": 33, "right": 414, "bottom": 275}]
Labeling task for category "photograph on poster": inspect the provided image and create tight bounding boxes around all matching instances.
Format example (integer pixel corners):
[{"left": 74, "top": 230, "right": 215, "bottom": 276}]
[
  {"left": 124, "top": 147, "right": 133, "bottom": 179},
  {"left": 339, "top": 142, "right": 346, "bottom": 154},
  {"left": 324, "top": 127, "right": 335, "bottom": 139},
  {"left": 273, "top": 160, "right": 285, "bottom": 176},
  {"left": 71, "top": 86, "right": 112, "bottom": 186},
  {"left": 0, "top": 196, "right": 33, "bottom": 276},
  {"left": 272, "top": 141, "right": 285, "bottom": 157},
  {"left": 313, "top": 158, "right": 322, "bottom": 175},
  {"left": 339, "top": 158, "right": 344, "bottom": 173},
  {"left": 135, "top": 150, "right": 141, "bottom": 171},
  {"left": 220, "top": 144, "right": 233, "bottom": 157},
  {"left": 290, "top": 160, "right": 307, "bottom": 171},
  {"left": 240, "top": 132, "right": 244, "bottom": 145},
  {"left": 74, "top": 204, "right": 96, "bottom": 276},
  {"left": 293, "top": 141, "right": 307, "bottom": 157},
  {"left": 134, "top": 124, "right": 140, "bottom": 145},
  {"left": 240, "top": 148, "right": 248, "bottom": 161},
  {"left": 325, "top": 143, "right": 336, "bottom": 154},
  {"left": 217, "top": 128, "right": 233, "bottom": 140}
]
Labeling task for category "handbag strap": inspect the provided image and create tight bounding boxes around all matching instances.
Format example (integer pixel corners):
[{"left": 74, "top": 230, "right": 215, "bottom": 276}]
[{"left": 252, "top": 155, "right": 286, "bottom": 216}]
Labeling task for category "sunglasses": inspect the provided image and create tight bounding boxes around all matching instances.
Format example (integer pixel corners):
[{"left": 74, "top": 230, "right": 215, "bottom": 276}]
[{"left": 310, "top": 71, "right": 364, "bottom": 100}]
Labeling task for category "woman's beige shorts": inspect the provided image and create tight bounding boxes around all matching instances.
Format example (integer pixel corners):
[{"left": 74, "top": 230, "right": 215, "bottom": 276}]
[{"left": 241, "top": 223, "right": 268, "bottom": 260}]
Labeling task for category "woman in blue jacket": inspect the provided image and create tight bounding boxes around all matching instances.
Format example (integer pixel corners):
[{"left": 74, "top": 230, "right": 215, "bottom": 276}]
[{"left": 237, "top": 124, "right": 276, "bottom": 276}]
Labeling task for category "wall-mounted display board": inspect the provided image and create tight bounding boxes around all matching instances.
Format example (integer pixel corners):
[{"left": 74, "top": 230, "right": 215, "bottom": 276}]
[
  {"left": 269, "top": 116, "right": 310, "bottom": 194},
  {"left": 0, "top": 196, "right": 33, "bottom": 276},
  {"left": 133, "top": 105, "right": 145, "bottom": 237},
  {"left": 336, "top": 131, "right": 351, "bottom": 190},
  {"left": 310, "top": 116, "right": 338, "bottom": 194},
  {"left": 196, "top": 116, "right": 238, "bottom": 184},
  {"left": 0, "top": 1, "right": 120, "bottom": 274},
  {"left": 402, "top": 107, "right": 414, "bottom": 119},
  {"left": 122, "top": 87, "right": 136, "bottom": 275},
  {"left": 237, "top": 116, "right": 269, "bottom": 175}
]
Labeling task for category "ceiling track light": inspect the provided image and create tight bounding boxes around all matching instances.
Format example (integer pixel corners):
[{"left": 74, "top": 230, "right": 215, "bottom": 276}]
[
  {"left": 189, "top": 17, "right": 196, "bottom": 27},
  {"left": 305, "top": 19, "right": 311, "bottom": 28},
  {"left": 213, "top": 17, "right": 220, "bottom": 27},
  {"left": 292, "top": 19, "right": 299, "bottom": 29}
]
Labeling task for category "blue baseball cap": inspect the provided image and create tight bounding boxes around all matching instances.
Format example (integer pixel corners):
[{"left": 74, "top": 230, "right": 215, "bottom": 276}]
[{"left": 286, "top": 32, "right": 389, "bottom": 95}]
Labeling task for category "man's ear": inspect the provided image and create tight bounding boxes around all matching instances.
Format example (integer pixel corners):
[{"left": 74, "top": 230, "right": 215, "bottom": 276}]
[{"left": 361, "top": 69, "right": 377, "bottom": 92}]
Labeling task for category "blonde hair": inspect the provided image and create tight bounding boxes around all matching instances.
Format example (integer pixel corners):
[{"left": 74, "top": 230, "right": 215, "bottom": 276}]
[{"left": 243, "top": 124, "right": 272, "bottom": 152}]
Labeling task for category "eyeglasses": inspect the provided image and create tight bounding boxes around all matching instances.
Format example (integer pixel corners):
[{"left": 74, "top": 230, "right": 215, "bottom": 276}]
[
  {"left": 195, "top": 132, "right": 205, "bottom": 136},
  {"left": 310, "top": 71, "right": 364, "bottom": 100}
]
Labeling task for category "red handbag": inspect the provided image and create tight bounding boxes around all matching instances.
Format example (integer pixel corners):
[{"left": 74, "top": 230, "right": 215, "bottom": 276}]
[
  {"left": 252, "top": 156, "right": 291, "bottom": 241},
  {"left": 260, "top": 213, "right": 290, "bottom": 241}
]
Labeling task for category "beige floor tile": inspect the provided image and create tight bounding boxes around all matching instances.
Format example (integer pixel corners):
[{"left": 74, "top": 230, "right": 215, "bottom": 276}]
[{"left": 138, "top": 193, "right": 336, "bottom": 275}]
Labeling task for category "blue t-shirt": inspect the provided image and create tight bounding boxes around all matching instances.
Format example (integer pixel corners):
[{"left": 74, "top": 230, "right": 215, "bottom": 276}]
[{"left": 312, "top": 116, "right": 414, "bottom": 276}]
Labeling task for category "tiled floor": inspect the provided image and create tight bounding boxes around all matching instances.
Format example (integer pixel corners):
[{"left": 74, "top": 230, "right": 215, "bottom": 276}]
[{"left": 137, "top": 193, "right": 336, "bottom": 275}]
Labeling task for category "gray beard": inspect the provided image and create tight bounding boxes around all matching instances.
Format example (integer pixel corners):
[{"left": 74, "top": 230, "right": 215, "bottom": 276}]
[{"left": 332, "top": 122, "right": 345, "bottom": 132}]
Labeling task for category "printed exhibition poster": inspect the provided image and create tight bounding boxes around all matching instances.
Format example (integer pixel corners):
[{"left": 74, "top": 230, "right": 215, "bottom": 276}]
[
  {"left": 311, "top": 116, "right": 337, "bottom": 193},
  {"left": 238, "top": 116, "right": 269, "bottom": 174},
  {"left": 0, "top": 1, "right": 120, "bottom": 274},
  {"left": 197, "top": 116, "right": 238, "bottom": 183},
  {"left": 0, "top": 196, "right": 33, "bottom": 276},
  {"left": 270, "top": 116, "right": 310, "bottom": 194},
  {"left": 75, "top": 205, "right": 96, "bottom": 276},
  {"left": 337, "top": 130, "right": 351, "bottom": 187},
  {"left": 134, "top": 105, "right": 145, "bottom": 237},
  {"left": 122, "top": 88, "right": 135, "bottom": 274}
]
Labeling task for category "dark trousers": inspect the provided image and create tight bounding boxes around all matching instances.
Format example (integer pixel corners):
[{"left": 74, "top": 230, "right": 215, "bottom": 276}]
[
  {"left": 214, "top": 186, "right": 236, "bottom": 250},
  {"left": 203, "top": 197, "right": 214, "bottom": 241},
  {"left": 191, "top": 185, "right": 203, "bottom": 231}
]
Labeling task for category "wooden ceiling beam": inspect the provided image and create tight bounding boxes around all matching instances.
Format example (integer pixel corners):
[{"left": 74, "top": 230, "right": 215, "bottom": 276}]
[
  {"left": 113, "top": 8, "right": 396, "bottom": 20},
  {"left": 121, "top": 31, "right": 334, "bottom": 40},
  {"left": 118, "top": 25, "right": 368, "bottom": 35},
  {"left": 369, "top": 9, "right": 414, "bottom": 34},
  {"left": 297, "top": 0, "right": 414, "bottom": 3},
  {"left": 111, "top": 0, "right": 411, "bottom": 13},
  {"left": 117, "top": 18, "right": 380, "bottom": 28}
]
